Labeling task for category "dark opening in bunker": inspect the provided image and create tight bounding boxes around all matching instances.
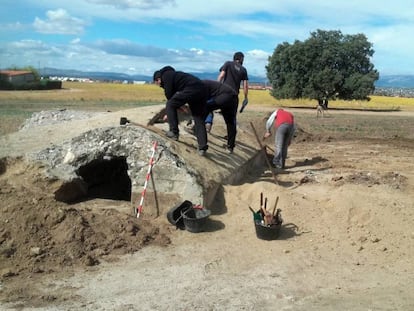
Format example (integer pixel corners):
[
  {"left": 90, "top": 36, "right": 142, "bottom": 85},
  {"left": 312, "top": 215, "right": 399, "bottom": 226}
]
[{"left": 77, "top": 156, "right": 131, "bottom": 201}]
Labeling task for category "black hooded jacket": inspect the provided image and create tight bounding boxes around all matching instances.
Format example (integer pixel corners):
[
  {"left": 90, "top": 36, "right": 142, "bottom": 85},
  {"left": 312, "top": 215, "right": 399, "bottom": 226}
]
[
  {"left": 158, "top": 66, "right": 204, "bottom": 100},
  {"left": 203, "top": 79, "right": 237, "bottom": 98}
]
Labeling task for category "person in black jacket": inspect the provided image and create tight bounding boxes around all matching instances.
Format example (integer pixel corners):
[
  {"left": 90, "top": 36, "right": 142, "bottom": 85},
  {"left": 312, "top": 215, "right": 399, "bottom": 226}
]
[
  {"left": 203, "top": 80, "right": 238, "bottom": 153},
  {"left": 153, "top": 66, "right": 208, "bottom": 156}
]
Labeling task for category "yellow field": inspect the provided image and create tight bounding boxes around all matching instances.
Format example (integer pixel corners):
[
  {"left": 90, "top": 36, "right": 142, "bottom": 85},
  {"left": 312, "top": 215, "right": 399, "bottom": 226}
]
[
  {"left": 1, "top": 81, "right": 413, "bottom": 137},
  {"left": 0, "top": 82, "right": 165, "bottom": 103},
  {"left": 1, "top": 81, "right": 412, "bottom": 111},
  {"left": 248, "top": 89, "right": 414, "bottom": 111}
]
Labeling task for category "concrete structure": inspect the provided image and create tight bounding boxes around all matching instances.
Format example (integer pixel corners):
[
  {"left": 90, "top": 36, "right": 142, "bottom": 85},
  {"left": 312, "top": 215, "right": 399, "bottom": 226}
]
[{"left": 0, "top": 106, "right": 265, "bottom": 218}]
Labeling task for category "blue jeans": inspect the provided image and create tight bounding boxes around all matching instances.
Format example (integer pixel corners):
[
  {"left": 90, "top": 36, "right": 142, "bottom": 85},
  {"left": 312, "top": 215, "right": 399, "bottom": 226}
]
[{"left": 205, "top": 112, "right": 214, "bottom": 124}]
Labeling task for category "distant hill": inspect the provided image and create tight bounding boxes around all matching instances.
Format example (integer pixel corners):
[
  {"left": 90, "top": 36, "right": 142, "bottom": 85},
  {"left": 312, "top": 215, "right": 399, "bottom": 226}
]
[
  {"left": 39, "top": 67, "right": 268, "bottom": 84},
  {"left": 375, "top": 75, "right": 414, "bottom": 88},
  {"left": 188, "top": 72, "right": 269, "bottom": 83},
  {"left": 40, "top": 67, "right": 149, "bottom": 82},
  {"left": 40, "top": 67, "right": 414, "bottom": 88}
]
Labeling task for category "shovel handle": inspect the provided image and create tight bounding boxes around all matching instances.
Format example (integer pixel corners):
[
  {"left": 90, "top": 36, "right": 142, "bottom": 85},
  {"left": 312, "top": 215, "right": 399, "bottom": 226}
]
[{"left": 272, "top": 196, "right": 279, "bottom": 216}]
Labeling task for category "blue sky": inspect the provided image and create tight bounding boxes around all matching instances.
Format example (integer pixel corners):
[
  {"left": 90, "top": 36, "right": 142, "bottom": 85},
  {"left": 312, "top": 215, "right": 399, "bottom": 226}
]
[{"left": 1, "top": 0, "right": 413, "bottom": 78}]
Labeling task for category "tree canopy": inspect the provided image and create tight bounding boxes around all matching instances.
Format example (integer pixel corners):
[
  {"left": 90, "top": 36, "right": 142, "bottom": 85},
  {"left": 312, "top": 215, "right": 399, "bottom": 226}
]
[{"left": 266, "top": 29, "right": 379, "bottom": 101}]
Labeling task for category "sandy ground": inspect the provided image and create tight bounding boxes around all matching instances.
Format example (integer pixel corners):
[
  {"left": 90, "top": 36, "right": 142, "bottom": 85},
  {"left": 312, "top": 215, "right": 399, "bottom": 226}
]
[{"left": 1, "top": 107, "right": 414, "bottom": 310}]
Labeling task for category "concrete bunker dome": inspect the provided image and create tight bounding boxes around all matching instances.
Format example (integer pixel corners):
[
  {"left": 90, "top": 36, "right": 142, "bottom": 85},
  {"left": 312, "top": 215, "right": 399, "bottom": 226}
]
[{"left": 31, "top": 125, "right": 205, "bottom": 216}]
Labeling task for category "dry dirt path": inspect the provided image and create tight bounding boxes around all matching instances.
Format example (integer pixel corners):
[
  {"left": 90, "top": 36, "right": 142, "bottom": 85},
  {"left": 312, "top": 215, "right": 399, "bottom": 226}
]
[
  {"left": 0, "top": 106, "right": 165, "bottom": 158},
  {"left": 48, "top": 139, "right": 414, "bottom": 311}
]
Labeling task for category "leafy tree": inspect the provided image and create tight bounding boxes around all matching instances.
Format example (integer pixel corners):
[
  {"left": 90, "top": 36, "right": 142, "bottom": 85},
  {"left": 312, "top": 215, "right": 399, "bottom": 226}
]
[{"left": 266, "top": 29, "right": 379, "bottom": 102}]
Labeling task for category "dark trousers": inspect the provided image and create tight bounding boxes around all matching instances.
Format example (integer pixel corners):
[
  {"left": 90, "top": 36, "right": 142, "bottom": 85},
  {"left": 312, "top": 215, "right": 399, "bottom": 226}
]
[
  {"left": 166, "top": 87, "right": 208, "bottom": 150},
  {"left": 206, "top": 93, "right": 238, "bottom": 148}
]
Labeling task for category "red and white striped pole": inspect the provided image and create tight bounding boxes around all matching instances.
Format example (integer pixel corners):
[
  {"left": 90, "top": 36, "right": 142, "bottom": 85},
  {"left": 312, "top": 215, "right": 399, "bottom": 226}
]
[{"left": 136, "top": 141, "right": 158, "bottom": 218}]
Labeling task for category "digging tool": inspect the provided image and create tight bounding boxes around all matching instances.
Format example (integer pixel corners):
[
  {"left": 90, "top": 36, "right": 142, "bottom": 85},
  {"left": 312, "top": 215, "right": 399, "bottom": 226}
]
[
  {"left": 262, "top": 196, "right": 267, "bottom": 216},
  {"left": 249, "top": 205, "right": 262, "bottom": 222},
  {"left": 147, "top": 108, "right": 167, "bottom": 126},
  {"left": 250, "top": 122, "right": 278, "bottom": 184},
  {"left": 265, "top": 145, "right": 275, "bottom": 154},
  {"left": 248, "top": 205, "right": 256, "bottom": 214},
  {"left": 120, "top": 117, "right": 168, "bottom": 140},
  {"left": 259, "top": 192, "right": 266, "bottom": 215},
  {"left": 259, "top": 192, "right": 266, "bottom": 220},
  {"left": 260, "top": 192, "right": 263, "bottom": 209},
  {"left": 259, "top": 193, "right": 271, "bottom": 224},
  {"left": 272, "top": 196, "right": 279, "bottom": 217},
  {"left": 263, "top": 197, "right": 273, "bottom": 225}
]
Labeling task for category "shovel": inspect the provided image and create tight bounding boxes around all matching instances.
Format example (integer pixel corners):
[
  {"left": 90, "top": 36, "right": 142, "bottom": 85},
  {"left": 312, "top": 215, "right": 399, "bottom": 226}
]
[{"left": 249, "top": 205, "right": 262, "bottom": 221}]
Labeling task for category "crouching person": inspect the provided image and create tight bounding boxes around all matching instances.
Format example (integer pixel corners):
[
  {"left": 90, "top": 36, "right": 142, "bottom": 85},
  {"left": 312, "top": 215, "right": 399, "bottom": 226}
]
[
  {"left": 202, "top": 80, "right": 238, "bottom": 154},
  {"left": 153, "top": 66, "right": 209, "bottom": 156},
  {"left": 263, "top": 109, "right": 295, "bottom": 169}
]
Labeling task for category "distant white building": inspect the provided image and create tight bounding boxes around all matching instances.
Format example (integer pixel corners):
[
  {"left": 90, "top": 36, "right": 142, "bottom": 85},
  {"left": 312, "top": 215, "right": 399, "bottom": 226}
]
[{"left": 48, "top": 76, "right": 93, "bottom": 83}]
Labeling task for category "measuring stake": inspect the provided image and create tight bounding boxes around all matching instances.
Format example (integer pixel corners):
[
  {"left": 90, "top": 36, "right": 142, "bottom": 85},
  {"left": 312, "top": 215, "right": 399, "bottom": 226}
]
[{"left": 136, "top": 141, "right": 158, "bottom": 218}]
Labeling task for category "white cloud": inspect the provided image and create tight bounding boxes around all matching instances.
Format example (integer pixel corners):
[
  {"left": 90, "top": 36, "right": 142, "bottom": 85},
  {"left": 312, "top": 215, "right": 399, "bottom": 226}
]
[
  {"left": 189, "top": 48, "right": 204, "bottom": 56},
  {"left": 2, "top": 0, "right": 414, "bottom": 76},
  {"left": 0, "top": 22, "right": 25, "bottom": 32},
  {"left": 33, "top": 9, "right": 87, "bottom": 35},
  {"left": 86, "top": 0, "right": 175, "bottom": 10},
  {"left": 71, "top": 38, "right": 81, "bottom": 44}
]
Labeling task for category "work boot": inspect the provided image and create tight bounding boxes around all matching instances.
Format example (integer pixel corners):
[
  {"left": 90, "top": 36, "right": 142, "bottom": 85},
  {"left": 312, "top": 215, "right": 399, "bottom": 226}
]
[{"left": 166, "top": 130, "right": 179, "bottom": 141}]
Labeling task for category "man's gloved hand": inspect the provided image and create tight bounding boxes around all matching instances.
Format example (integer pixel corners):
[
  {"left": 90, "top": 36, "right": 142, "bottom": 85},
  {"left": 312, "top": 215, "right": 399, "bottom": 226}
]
[{"left": 239, "top": 98, "right": 248, "bottom": 113}]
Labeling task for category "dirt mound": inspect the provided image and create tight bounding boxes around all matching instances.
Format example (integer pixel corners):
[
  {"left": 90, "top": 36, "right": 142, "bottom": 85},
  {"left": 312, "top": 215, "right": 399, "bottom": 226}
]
[{"left": 0, "top": 158, "right": 171, "bottom": 280}]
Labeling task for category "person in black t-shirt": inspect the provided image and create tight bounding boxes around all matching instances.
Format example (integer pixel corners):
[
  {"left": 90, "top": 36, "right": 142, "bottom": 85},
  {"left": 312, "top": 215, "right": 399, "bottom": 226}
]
[
  {"left": 205, "top": 52, "right": 249, "bottom": 132},
  {"left": 218, "top": 51, "right": 249, "bottom": 101}
]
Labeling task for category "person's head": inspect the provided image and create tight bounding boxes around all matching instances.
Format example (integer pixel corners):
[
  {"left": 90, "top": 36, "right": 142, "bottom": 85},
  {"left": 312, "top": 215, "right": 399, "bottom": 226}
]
[
  {"left": 233, "top": 52, "right": 244, "bottom": 65},
  {"left": 153, "top": 70, "right": 162, "bottom": 86},
  {"left": 153, "top": 66, "right": 175, "bottom": 87}
]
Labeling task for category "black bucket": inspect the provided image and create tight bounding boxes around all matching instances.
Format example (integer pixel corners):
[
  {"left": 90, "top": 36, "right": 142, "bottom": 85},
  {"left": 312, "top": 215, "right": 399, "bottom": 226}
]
[
  {"left": 181, "top": 207, "right": 211, "bottom": 233},
  {"left": 253, "top": 209, "right": 283, "bottom": 240},
  {"left": 254, "top": 221, "right": 281, "bottom": 240},
  {"left": 167, "top": 200, "right": 193, "bottom": 229}
]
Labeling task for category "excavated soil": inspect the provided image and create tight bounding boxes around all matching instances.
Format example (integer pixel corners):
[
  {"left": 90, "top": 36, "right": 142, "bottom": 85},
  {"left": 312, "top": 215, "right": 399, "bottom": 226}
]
[{"left": 1, "top": 108, "right": 414, "bottom": 310}]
